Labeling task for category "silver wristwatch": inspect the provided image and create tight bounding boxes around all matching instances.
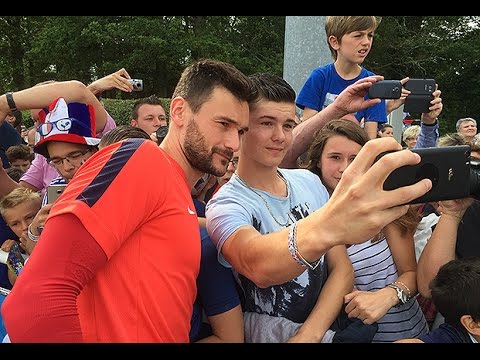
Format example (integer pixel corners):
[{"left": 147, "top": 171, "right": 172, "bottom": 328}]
[{"left": 388, "top": 283, "right": 409, "bottom": 307}]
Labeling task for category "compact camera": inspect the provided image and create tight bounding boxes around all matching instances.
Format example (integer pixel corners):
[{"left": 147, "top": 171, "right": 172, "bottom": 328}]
[{"left": 127, "top": 79, "right": 144, "bottom": 92}]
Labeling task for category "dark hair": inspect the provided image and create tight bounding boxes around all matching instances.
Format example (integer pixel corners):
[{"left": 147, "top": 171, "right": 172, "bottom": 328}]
[
  {"left": 99, "top": 125, "right": 151, "bottom": 149},
  {"left": 6, "top": 144, "right": 34, "bottom": 163},
  {"left": 131, "top": 95, "right": 164, "bottom": 120},
  {"left": 379, "top": 123, "right": 393, "bottom": 132},
  {"left": 430, "top": 257, "right": 480, "bottom": 327},
  {"left": 172, "top": 59, "right": 253, "bottom": 114},
  {"left": 5, "top": 167, "right": 25, "bottom": 183},
  {"left": 304, "top": 119, "right": 370, "bottom": 179},
  {"left": 248, "top": 73, "right": 296, "bottom": 112},
  {"left": 10, "top": 109, "right": 23, "bottom": 131}
]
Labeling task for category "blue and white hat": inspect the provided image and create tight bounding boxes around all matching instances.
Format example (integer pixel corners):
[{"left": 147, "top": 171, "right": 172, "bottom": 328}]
[{"left": 33, "top": 97, "right": 100, "bottom": 158}]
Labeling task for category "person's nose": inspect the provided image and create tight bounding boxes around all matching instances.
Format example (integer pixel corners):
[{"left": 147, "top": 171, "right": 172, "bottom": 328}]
[
  {"left": 338, "top": 159, "right": 350, "bottom": 174},
  {"left": 272, "top": 124, "right": 286, "bottom": 143}
]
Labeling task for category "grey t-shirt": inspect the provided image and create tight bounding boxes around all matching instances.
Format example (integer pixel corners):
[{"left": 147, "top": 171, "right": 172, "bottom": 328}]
[{"left": 206, "top": 168, "right": 330, "bottom": 323}]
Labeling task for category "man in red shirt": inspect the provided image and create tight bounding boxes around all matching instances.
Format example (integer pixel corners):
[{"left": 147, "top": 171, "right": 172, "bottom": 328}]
[{"left": 1, "top": 59, "right": 252, "bottom": 342}]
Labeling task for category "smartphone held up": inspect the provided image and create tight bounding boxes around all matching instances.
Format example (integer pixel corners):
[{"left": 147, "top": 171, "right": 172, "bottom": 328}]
[{"left": 376, "top": 146, "right": 480, "bottom": 204}]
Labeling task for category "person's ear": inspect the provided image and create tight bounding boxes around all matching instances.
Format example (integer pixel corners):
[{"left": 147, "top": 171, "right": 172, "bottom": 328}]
[
  {"left": 130, "top": 119, "right": 138, "bottom": 127},
  {"left": 460, "top": 314, "right": 480, "bottom": 337},
  {"left": 328, "top": 35, "right": 340, "bottom": 51},
  {"left": 169, "top": 97, "right": 188, "bottom": 127}
]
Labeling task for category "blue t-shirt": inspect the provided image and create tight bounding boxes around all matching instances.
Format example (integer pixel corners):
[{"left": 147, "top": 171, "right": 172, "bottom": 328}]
[
  {"left": 0, "top": 218, "right": 17, "bottom": 290},
  {"left": 419, "top": 323, "right": 472, "bottom": 343},
  {"left": 0, "top": 121, "right": 23, "bottom": 169},
  {"left": 296, "top": 63, "right": 387, "bottom": 124},
  {"left": 189, "top": 225, "right": 240, "bottom": 342}
]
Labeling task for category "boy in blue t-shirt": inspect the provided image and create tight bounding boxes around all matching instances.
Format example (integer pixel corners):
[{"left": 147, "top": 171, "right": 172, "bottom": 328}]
[{"left": 296, "top": 16, "right": 386, "bottom": 140}]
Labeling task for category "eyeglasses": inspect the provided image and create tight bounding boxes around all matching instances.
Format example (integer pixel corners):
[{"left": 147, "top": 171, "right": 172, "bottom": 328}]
[
  {"left": 37, "top": 118, "right": 91, "bottom": 137},
  {"left": 37, "top": 118, "right": 73, "bottom": 137},
  {"left": 48, "top": 149, "right": 91, "bottom": 166}
]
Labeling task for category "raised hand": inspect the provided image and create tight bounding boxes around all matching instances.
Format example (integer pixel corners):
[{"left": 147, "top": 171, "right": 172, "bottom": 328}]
[{"left": 87, "top": 68, "right": 133, "bottom": 95}]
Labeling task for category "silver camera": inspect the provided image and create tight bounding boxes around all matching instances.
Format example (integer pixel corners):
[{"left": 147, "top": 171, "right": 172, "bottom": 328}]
[{"left": 127, "top": 79, "right": 144, "bottom": 91}]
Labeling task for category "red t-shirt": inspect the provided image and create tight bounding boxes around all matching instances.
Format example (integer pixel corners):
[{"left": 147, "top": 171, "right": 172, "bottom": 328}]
[{"left": 3, "top": 139, "right": 200, "bottom": 342}]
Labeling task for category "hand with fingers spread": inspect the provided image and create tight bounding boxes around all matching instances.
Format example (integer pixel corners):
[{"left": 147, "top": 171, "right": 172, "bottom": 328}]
[
  {"left": 317, "top": 137, "right": 432, "bottom": 247},
  {"left": 330, "top": 75, "right": 384, "bottom": 118}
]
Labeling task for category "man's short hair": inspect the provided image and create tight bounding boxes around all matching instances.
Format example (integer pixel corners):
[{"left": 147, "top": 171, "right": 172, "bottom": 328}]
[
  {"left": 172, "top": 59, "right": 254, "bottom": 114},
  {"left": 456, "top": 117, "right": 477, "bottom": 132},
  {"left": 131, "top": 95, "right": 164, "bottom": 120}
]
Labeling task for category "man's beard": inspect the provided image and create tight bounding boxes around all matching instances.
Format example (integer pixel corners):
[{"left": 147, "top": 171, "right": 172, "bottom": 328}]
[{"left": 184, "top": 119, "right": 233, "bottom": 177}]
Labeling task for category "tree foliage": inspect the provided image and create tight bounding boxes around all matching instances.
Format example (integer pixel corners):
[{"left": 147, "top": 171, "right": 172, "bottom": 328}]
[
  {"left": 367, "top": 16, "right": 480, "bottom": 133},
  {"left": 1, "top": 16, "right": 480, "bottom": 133}
]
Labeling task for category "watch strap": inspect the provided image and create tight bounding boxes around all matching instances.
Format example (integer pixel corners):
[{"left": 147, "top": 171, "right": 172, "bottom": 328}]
[
  {"left": 388, "top": 283, "right": 408, "bottom": 307},
  {"left": 5, "top": 92, "right": 17, "bottom": 112}
]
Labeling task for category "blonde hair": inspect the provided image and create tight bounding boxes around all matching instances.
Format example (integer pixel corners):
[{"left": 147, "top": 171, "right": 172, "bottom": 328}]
[
  {"left": 325, "top": 16, "right": 381, "bottom": 60},
  {"left": 437, "top": 133, "right": 467, "bottom": 148},
  {"left": 402, "top": 125, "right": 421, "bottom": 142},
  {"left": 0, "top": 188, "right": 41, "bottom": 217}
]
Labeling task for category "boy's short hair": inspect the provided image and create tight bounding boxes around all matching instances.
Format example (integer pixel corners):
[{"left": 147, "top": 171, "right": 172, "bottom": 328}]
[
  {"left": 6, "top": 144, "right": 34, "bottom": 163},
  {"left": 430, "top": 257, "right": 480, "bottom": 327},
  {"left": 0, "top": 187, "right": 41, "bottom": 217},
  {"left": 325, "top": 16, "right": 381, "bottom": 60}
]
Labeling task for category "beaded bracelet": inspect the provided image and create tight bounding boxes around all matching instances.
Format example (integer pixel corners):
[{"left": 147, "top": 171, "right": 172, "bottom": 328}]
[
  {"left": 393, "top": 280, "right": 412, "bottom": 298},
  {"left": 288, "top": 222, "right": 321, "bottom": 271}
]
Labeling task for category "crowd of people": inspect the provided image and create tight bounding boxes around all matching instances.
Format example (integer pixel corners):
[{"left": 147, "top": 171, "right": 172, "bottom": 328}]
[{"left": 0, "top": 16, "right": 478, "bottom": 344}]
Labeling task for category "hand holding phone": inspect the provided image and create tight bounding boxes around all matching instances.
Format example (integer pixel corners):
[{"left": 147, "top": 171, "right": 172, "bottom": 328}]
[
  {"left": 376, "top": 146, "right": 475, "bottom": 204},
  {"left": 403, "top": 79, "right": 436, "bottom": 113}
]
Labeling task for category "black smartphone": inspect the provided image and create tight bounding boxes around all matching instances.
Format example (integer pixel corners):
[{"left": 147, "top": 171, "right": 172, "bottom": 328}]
[
  {"left": 377, "top": 145, "right": 471, "bottom": 204},
  {"left": 368, "top": 80, "right": 402, "bottom": 99},
  {"left": 405, "top": 79, "right": 436, "bottom": 95},
  {"left": 403, "top": 94, "right": 433, "bottom": 114}
]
